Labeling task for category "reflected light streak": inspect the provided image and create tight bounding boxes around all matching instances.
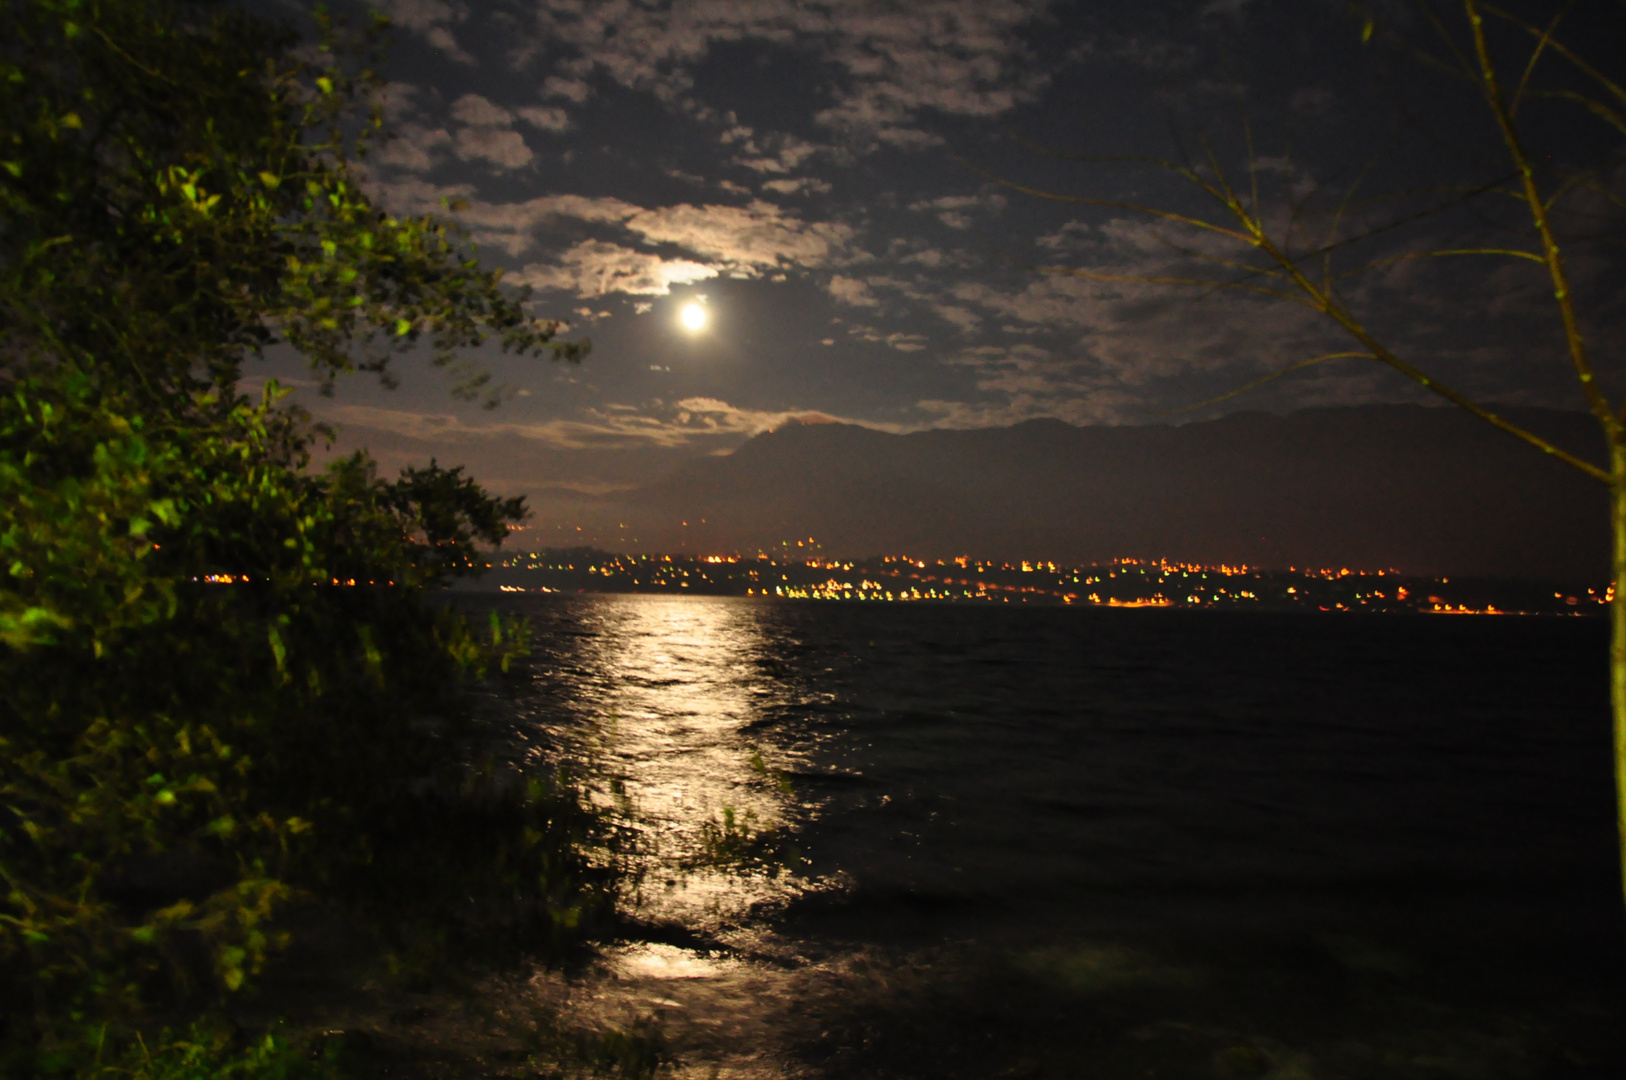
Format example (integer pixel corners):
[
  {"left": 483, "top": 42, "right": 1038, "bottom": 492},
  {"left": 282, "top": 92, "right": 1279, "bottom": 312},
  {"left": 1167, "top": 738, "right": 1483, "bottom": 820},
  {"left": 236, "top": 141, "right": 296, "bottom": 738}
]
[{"left": 552, "top": 596, "right": 805, "bottom": 928}]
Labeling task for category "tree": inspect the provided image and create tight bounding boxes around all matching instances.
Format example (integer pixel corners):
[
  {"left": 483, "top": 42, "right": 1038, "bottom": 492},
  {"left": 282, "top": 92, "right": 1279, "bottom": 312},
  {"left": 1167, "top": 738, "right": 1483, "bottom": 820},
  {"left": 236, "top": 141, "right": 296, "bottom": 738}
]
[
  {"left": 0, "top": 0, "right": 606, "bottom": 1069},
  {"left": 976, "top": 1, "right": 1626, "bottom": 910}
]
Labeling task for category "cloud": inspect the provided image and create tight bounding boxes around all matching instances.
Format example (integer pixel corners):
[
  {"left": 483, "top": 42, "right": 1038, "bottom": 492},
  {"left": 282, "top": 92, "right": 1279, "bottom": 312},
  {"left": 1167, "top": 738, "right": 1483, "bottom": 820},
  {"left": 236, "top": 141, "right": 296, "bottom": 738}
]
[
  {"left": 543, "top": 75, "right": 593, "bottom": 102},
  {"left": 808, "top": 3, "right": 1053, "bottom": 146},
  {"left": 847, "top": 324, "right": 928, "bottom": 351},
  {"left": 899, "top": 246, "right": 977, "bottom": 269},
  {"left": 827, "top": 275, "right": 880, "bottom": 307},
  {"left": 915, "top": 343, "right": 1147, "bottom": 426},
  {"left": 374, "top": 123, "right": 452, "bottom": 172},
  {"left": 721, "top": 124, "right": 824, "bottom": 174},
  {"left": 761, "top": 176, "right": 833, "bottom": 196},
  {"left": 661, "top": 397, "right": 846, "bottom": 440},
  {"left": 313, "top": 398, "right": 868, "bottom": 452},
  {"left": 370, "top": 182, "right": 857, "bottom": 277},
  {"left": 515, "top": 104, "right": 572, "bottom": 133},
  {"left": 370, "top": 84, "right": 454, "bottom": 172},
  {"left": 774, "top": 203, "right": 1379, "bottom": 428},
  {"left": 528, "top": 0, "right": 1054, "bottom": 150},
  {"left": 370, "top": 185, "right": 637, "bottom": 253},
  {"left": 913, "top": 196, "right": 978, "bottom": 210},
  {"left": 380, "top": 81, "right": 425, "bottom": 124},
  {"left": 445, "top": 93, "right": 536, "bottom": 168},
  {"left": 917, "top": 215, "right": 1356, "bottom": 414},
  {"left": 451, "top": 93, "right": 513, "bottom": 126},
  {"left": 380, "top": 0, "right": 461, "bottom": 35},
  {"left": 486, "top": 193, "right": 642, "bottom": 226},
  {"left": 622, "top": 200, "right": 856, "bottom": 274},
  {"left": 931, "top": 304, "right": 982, "bottom": 332},
  {"left": 454, "top": 125, "right": 533, "bottom": 168},
  {"left": 1034, "top": 220, "right": 1093, "bottom": 252},
  {"left": 371, "top": 93, "right": 566, "bottom": 175},
  {"left": 1087, "top": 34, "right": 1198, "bottom": 74},
  {"left": 519, "top": 240, "right": 718, "bottom": 297},
  {"left": 913, "top": 393, "right": 1139, "bottom": 429},
  {"left": 908, "top": 193, "right": 1007, "bottom": 230},
  {"left": 379, "top": 0, "right": 474, "bottom": 63}
]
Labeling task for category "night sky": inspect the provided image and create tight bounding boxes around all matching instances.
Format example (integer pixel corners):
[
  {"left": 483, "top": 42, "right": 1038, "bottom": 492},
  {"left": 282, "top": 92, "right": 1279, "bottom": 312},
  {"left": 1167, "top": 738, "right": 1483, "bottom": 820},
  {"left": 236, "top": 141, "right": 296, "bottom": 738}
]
[{"left": 249, "top": 0, "right": 1625, "bottom": 535}]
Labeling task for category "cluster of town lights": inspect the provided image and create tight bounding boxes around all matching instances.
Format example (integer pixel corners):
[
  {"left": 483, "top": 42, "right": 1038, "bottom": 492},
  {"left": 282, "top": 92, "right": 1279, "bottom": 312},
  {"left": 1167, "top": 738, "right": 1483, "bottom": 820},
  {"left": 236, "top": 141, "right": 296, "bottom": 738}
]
[
  {"left": 180, "top": 539, "right": 1613, "bottom": 617},
  {"left": 491, "top": 551, "right": 1609, "bottom": 616}
]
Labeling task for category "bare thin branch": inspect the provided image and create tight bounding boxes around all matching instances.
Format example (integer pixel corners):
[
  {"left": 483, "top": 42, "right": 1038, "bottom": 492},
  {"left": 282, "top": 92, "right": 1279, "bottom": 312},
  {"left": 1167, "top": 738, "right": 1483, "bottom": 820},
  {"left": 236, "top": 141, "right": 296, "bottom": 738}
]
[
  {"left": 1331, "top": 247, "right": 1548, "bottom": 283},
  {"left": 1246, "top": 177, "right": 1521, "bottom": 283},
  {"left": 1466, "top": 0, "right": 1619, "bottom": 440},
  {"left": 1571, "top": 174, "right": 1626, "bottom": 215},
  {"left": 1001, "top": 132, "right": 1184, "bottom": 172},
  {"left": 1200, "top": 134, "right": 1254, "bottom": 235},
  {"left": 1155, "top": 352, "right": 1375, "bottom": 416},
  {"left": 954, "top": 156, "right": 1253, "bottom": 243},
  {"left": 1543, "top": 164, "right": 1610, "bottom": 211},
  {"left": 1484, "top": 2, "right": 1626, "bottom": 116},
  {"left": 1510, "top": 4, "right": 1570, "bottom": 115},
  {"left": 1245, "top": 119, "right": 1262, "bottom": 222},
  {"left": 1528, "top": 88, "right": 1626, "bottom": 138},
  {"left": 1137, "top": 233, "right": 1290, "bottom": 281},
  {"left": 1253, "top": 224, "right": 1611, "bottom": 482},
  {"left": 1032, "top": 265, "right": 1312, "bottom": 306},
  {"left": 1419, "top": 0, "right": 1482, "bottom": 81}
]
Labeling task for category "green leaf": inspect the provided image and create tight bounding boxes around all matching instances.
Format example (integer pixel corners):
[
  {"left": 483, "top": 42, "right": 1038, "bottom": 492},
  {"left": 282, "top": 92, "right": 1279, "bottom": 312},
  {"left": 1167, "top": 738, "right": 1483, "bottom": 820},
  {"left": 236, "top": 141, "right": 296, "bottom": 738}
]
[
  {"left": 147, "top": 497, "right": 180, "bottom": 525},
  {"left": 268, "top": 625, "right": 287, "bottom": 675}
]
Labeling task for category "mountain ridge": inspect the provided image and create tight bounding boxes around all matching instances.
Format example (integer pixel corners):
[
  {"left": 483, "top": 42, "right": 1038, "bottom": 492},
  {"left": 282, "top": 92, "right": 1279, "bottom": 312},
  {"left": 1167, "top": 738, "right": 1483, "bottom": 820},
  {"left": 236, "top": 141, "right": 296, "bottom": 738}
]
[{"left": 601, "top": 404, "right": 1607, "bottom": 580}]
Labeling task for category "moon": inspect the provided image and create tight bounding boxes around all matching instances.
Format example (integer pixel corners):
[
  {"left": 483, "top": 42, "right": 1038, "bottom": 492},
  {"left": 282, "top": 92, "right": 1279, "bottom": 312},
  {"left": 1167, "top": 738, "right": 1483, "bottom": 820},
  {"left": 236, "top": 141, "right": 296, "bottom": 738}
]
[{"left": 679, "top": 302, "right": 708, "bottom": 332}]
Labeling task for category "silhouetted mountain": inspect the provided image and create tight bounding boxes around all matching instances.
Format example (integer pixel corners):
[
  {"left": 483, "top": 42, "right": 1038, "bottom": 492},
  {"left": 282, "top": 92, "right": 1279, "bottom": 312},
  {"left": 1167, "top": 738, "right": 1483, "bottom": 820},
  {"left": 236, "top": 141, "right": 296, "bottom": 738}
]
[{"left": 612, "top": 405, "right": 1607, "bottom": 581}]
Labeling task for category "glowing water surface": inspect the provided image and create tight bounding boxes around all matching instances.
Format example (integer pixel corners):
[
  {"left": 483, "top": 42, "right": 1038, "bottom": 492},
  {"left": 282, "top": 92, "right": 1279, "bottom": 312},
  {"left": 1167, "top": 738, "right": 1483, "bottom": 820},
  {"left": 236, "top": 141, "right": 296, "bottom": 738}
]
[
  {"left": 460, "top": 594, "right": 1625, "bottom": 1079},
  {"left": 528, "top": 594, "right": 811, "bottom": 926}
]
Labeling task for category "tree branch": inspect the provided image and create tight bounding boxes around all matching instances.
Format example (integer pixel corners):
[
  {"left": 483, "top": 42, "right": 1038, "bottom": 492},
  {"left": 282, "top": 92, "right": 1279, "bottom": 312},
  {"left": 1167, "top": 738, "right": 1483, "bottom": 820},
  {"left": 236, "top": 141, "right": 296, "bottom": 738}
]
[{"left": 1156, "top": 352, "right": 1376, "bottom": 416}]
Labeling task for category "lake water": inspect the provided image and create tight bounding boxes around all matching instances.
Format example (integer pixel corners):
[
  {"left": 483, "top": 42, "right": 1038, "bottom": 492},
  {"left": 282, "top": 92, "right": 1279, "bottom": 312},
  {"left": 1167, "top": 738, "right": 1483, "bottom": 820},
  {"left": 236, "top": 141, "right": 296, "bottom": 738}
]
[{"left": 455, "top": 593, "right": 1626, "bottom": 1079}]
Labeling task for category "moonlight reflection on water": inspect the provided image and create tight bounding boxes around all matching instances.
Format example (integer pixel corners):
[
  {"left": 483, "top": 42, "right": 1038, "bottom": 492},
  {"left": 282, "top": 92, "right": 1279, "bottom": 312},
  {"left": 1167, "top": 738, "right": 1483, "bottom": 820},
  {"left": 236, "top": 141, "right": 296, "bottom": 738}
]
[
  {"left": 502, "top": 596, "right": 843, "bottom": 1079},
  {"left": 452, "top": 593, "right": 1624, "bottom": 1079},
  {"left": 537, "top": 596, "right": 818, "bottom": 929}
]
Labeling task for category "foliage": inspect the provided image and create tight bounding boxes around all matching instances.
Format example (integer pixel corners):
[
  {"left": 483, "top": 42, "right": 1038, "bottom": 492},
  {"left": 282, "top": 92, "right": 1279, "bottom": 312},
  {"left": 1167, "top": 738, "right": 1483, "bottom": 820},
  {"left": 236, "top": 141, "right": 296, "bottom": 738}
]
[
  {"left": 384, "top": 461, "right": 530, "bottom": 584},
  {"left": 695, "top": 805, "right": 803, "bottom": 876},
  {"left": 63, "top": 1022, "right": 332, "bottom": 1080},
  {"left": 0, "top": 0, "right": 606, "bottom": 1074},
  {"left": 0, "top": 0, "right": 586, "bottom": 405}
]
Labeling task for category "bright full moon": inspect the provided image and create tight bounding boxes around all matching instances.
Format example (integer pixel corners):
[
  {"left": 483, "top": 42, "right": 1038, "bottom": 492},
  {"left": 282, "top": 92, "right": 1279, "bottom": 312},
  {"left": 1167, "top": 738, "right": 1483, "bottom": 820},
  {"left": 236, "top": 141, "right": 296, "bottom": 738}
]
[{"left": 679, "top": 302, "right": 708, "bottom": 332}]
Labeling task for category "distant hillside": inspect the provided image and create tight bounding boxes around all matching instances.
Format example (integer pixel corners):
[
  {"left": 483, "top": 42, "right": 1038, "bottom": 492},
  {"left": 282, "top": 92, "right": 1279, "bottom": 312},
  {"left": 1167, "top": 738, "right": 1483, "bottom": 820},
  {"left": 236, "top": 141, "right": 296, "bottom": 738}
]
[{"left": 606, "top": 405, "right": 1607, "bottom": 581}]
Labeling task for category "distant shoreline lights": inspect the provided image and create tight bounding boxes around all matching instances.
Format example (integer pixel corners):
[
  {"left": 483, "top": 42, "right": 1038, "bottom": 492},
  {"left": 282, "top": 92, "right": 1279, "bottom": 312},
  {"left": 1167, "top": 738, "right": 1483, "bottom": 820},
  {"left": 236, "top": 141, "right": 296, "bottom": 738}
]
[{"left": 485, "top": 551, "right": 1609, "bottom": 617}]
